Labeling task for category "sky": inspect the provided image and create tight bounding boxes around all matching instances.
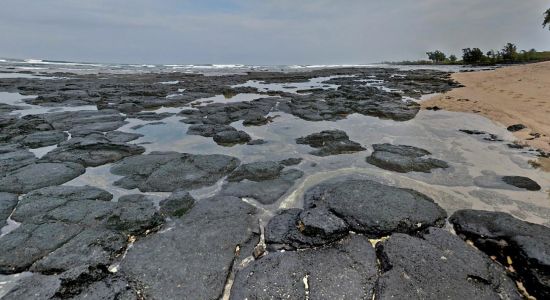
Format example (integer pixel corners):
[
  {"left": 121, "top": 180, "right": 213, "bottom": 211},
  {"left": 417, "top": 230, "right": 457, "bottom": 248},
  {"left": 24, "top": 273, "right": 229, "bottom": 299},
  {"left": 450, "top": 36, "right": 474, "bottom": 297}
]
[{"left": 0, "top": 0, "right": 549, "bottom": 65}]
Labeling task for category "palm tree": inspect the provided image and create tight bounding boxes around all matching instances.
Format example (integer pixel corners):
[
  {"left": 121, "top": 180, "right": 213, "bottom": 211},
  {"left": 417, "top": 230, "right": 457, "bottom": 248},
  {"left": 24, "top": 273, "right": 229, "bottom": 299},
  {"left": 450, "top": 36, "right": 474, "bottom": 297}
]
[{"left": 544, "top": 8, "right": 550, "bottom": 30}]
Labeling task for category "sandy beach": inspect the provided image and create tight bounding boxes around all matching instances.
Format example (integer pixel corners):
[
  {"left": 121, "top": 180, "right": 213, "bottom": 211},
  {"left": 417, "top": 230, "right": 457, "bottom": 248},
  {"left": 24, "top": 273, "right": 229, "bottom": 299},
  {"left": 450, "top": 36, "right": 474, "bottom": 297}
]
[{"left": 423, "top": 62, "right": 550, "bottom": 155}]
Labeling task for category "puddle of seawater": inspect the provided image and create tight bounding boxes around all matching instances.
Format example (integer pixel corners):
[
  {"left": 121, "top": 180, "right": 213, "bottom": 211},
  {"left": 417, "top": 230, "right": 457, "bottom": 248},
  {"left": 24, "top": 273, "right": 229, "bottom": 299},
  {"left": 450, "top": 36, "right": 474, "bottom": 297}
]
[
  {"left": 0, "top": 92, "right": 97, "bottom": 117},
  {"left": 188, "top": 93, "right": 269, "bottom": 107},
  {"left": 90, "top": 105, "right": 550, "bottom": 225},
  {"left": 232, "top": 76, "right": 345, "bottom": 94}
]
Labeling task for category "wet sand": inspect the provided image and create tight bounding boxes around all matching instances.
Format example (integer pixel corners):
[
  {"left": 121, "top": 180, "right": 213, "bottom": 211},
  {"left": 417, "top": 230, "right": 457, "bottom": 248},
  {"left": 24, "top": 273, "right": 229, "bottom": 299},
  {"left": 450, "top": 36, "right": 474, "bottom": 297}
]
[{"left": 422, "top": 61, "right": 550, "bottom": 153}]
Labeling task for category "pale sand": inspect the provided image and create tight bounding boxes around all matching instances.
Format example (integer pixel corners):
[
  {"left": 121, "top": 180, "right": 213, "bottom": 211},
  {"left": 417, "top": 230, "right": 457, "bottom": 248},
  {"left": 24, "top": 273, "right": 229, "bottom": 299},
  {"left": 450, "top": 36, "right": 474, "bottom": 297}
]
[{"left": 422, "top": 62, "right": 550, "bottom": 157}]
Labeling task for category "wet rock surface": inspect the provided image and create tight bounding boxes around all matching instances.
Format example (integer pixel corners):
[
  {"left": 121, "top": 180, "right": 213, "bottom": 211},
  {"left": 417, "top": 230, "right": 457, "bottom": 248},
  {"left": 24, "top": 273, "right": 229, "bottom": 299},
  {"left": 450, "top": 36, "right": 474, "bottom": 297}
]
[
  {"left": 450, "top": 210, "right": 550, "bottom": 299},
  {"left": 159, "top": 190, "right": 195, "bottom": 217},
  {"left": 501, "top": 176, "right": 541, "bottom": 191},
  {"left": 376, "top": 227, "right": 521, "bottom": 299},
  {"left": 367, "top": 143, "right": 449, "bottom": 173},
  {"left": 0, "top": 185, "right": 162, "bottom": 275},
  {"left": 110, "top": 151, "right": 240, "bottom": 192},
  {"left": 11, "top": 130, "right": 68, "bottom": 148},
  {"left": 474, "top": 172, "right": 542, "bottom": 191},
  {"left": 221, "top": 161, "right": 304, "bottom": 204},
  {"left": 41, "top": 133, "right": 145, "bottom": 167},
  {"left": 231, "top": 234, "right": 378, "bottom": 299},
  {"left": 0, "top": 192, "right": 18, "bottom": 227},
  {"left": 265, "top": 208, "right": 349, "bottom": 250},
  {"left": 121, "top": 196, "right": 258, "bottom": 299},
  {"left": 303, "top": 179, "right": 447, "bottom": 237},
  {"left": 0, "top": 162, "right": 85, "bottom": 193},
  {"left": 296, "top": 129, "right": 366, "bottom": 156},
  {"left": 0, "top": 66, "right": 545, "bottom": 298}
]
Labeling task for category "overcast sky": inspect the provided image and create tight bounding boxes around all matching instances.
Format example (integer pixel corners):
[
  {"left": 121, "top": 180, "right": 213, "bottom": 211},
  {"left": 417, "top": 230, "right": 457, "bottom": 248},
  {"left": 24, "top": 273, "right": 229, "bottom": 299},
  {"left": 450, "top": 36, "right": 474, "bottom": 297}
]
[{"left": 0, "top": 0, "right": 549, "bottom": 64}]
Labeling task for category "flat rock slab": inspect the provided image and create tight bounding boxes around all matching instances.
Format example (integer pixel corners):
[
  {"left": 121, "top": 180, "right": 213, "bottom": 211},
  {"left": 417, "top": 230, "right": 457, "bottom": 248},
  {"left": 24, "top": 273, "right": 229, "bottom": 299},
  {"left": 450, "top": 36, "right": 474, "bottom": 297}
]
[
  {"left": 366, "top": 143, "right": 449, "bottom": 173},
  {"left": 159, "top": 190, "right": 195, "bottom": 217},
  {"left": 376, "top": 227, "right": 521, "bottom": 299},
  {"left": 11, "top": 130, "right": 68, "bottom": 148},
  {"left": 0, "top": 192, "right": 18, "bottom": 227},
  {"left": 0, "top": 162, "right": 85, "bottom": 193},
  {"left": 230, "top": 234, "right": 378, "bottom": 299},
  {"left": 0, "top": 185, "right": 162, "bottom": 275},
  {"left": 41, "top": 134, "right": 145, "bottom": 167},
  {"left": 121, "top": 196, "right": 258, "bottom": 299},
  {"left": 265, "top": 208, "right": 348, "bottom": 250},
  {"left": 221, "top": 165, "right": 303, "bottom": 204},
  {"left": 304, "top": 179, "right": 447, "bottom": 237},
  {"left": 474, "top": 172, "right": 542, "bottom": 191},
  {"left": 296, "top": 130, "right": 365, "bottom": 156},
  {"left": 4, "top": 268, "right": 136, "bottom": 300},
  {"left": 110, "top": 151, "right": 240, "bottom": 192},
  {"left": 450, "top": 209, "right": 550, "bottom": 299},
  {"left": 0, "top": 146, "right": 37, "bottom": 177},
  {"left": 501, "top": 176, "right": 541, "bottom": 191}
]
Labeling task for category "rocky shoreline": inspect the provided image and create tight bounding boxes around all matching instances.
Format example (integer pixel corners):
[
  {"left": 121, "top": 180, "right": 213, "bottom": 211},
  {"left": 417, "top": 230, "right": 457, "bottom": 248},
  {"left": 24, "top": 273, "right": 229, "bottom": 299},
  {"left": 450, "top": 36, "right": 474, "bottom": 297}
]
[{"left": 0, "top": 66, "right": 548, "bottom": 299}]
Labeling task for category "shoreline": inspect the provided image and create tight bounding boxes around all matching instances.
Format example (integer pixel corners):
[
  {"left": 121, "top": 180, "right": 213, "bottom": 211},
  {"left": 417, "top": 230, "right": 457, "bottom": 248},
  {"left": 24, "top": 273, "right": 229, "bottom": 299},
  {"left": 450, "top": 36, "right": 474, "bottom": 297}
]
[{"left": 422, "top": 61, "right": 550, "bottom": 170}]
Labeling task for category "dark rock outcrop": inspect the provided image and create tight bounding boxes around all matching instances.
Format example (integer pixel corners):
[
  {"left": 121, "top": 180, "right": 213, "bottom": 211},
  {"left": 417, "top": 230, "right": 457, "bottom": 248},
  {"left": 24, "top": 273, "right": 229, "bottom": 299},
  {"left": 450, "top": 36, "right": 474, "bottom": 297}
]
[
  {"left": 0, "top": 162, "right": 85, "bottom": 193},
  {"left": 212, "top": 129, "right": 251, "bottom": 146},
  {"left": 110, "top": 152, "right": 240, "bottom": 192},
  {"left": 0, "top": 185, "right": 162, "bottom": 275},
  {"left": 159, "top": 190, "right": 195, "bottom": 217},
  {"left": 303, "top": 179, "right": 447, "bottom": 237},
  {"left": 296, "top": 130, "right": 365, "bottom": 156},
  {"left": 0, "top": 192, "right": 18, "bottom": 227},
  {"left": 501, "top": 176, "right": 541, "bottom": 191},
  {"left": 366, "top": 143, "right": 449, "bottom": 173},
  {"left": 11, "top": 130, "right": 68, "bottom": 148},
  {"left": 376, "top": 227, "right": 521, "bottom": 299},
  {"left": 507, "top": 124, "right": 526, "bottom": 132},
  {"left": 221, "top": 161, "right": 303, "bottom": 204},
  {"left": 450, "top": 210, "right": 550, "bottom": 299},
  {"left": 230, "top": 234, "right": 378, "bottom": 299},
  {"left": 265, "top": 208, "right": 348, "bottom": 250},
  {"left": 41, "top": 133, "right": 145, "bottom": 167},
  {"left": 121, "top": 196, "right": 258, "bottom": 299}
]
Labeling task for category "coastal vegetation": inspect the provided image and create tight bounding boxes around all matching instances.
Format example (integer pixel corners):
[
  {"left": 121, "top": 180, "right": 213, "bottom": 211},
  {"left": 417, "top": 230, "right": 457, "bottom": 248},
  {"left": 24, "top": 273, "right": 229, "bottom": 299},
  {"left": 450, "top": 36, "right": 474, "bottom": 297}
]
[
  {"left": 386, "top": 43, "right": 550, "bottom": 66},
  {"left": 544, "top": 8, "right": 550, "bottom": 30}
]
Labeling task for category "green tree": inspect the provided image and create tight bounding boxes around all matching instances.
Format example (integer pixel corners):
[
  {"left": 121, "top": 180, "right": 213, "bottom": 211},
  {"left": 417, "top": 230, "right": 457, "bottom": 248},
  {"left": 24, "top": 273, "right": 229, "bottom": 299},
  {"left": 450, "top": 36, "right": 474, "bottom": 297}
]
[
  {"left": 544, "top": 8, "right": 550, "bottom": 30},
  {"left": 501, "top": 43, "right": 518, "bottom": 61},
  {"left": 462, "top": 48, "right": 485, "bottom": 64},
  {"left": 426, "top": 50, "right": 446, "bottom": 63},
  {"left": 449, "top": 55, "right": 457, "bottom": 63}
]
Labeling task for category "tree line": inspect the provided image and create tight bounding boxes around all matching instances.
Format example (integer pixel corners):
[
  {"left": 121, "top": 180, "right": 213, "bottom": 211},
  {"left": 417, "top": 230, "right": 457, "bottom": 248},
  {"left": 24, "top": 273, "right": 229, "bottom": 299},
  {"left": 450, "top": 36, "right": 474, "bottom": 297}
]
[{"left": 425, "top": 43, "right": 550, "bottom": 65}]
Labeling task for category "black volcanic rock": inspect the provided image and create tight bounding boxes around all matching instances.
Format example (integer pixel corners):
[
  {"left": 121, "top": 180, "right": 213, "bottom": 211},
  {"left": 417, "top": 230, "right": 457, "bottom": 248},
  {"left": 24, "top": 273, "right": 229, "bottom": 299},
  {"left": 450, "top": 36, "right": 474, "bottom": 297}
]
[
  {"left": 230, "top": 234, "right": 378, "bottom": 299},
  {"left": 41, "top": 133, "right": 145, "bottom": 167},
  {"left": 221, "top": 161, "right": 303, "bottom": 204},
  {"left": 366, "top": 143, "right": 449, "bottom": 173},
  {"left": 265, "top": 208, "right": 349, "bottom": 250},
  {"left": 296, "top": 130, "right": 365, "bottom": 156},
  {"left": 159, "top": 190, "right": 195, "bottom": 217},
  {"left": 507, "top": 124, "right": 526, "bottom": 132},
  {"left": 121, "top": 196, "right": 258, "bottom": 299},
  {"left": 0, "top": 192, "right": 18, "bottom": 228},
  {"left": 212, "top": 129, "right": 251, "bottom": 146},
  {"left": 0, "top": 185, "right": 162, "bottom": 275},
  {"left": 110, "top": 151, "right": 240, "bottom": 192},
  {"left": 303, "top": 179, "right": 447, "bottom": 237},
  {"left": 450, "top": 209, "right": 550, "bottom": 299},
  {"left": 0, "top": 162, "right": 85, "bottom": 193},
  {"left": 501, "top": 176, "right": 541, "bottom": 191},
  {"left": 0, "top": 145, "right": 37, "bottom": 178},
  {"left": 376, "top": 227, "right": 521, "bottom": 299},
  {"left": 11, "top": 130, "right": 68, "bottom": 148}
]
